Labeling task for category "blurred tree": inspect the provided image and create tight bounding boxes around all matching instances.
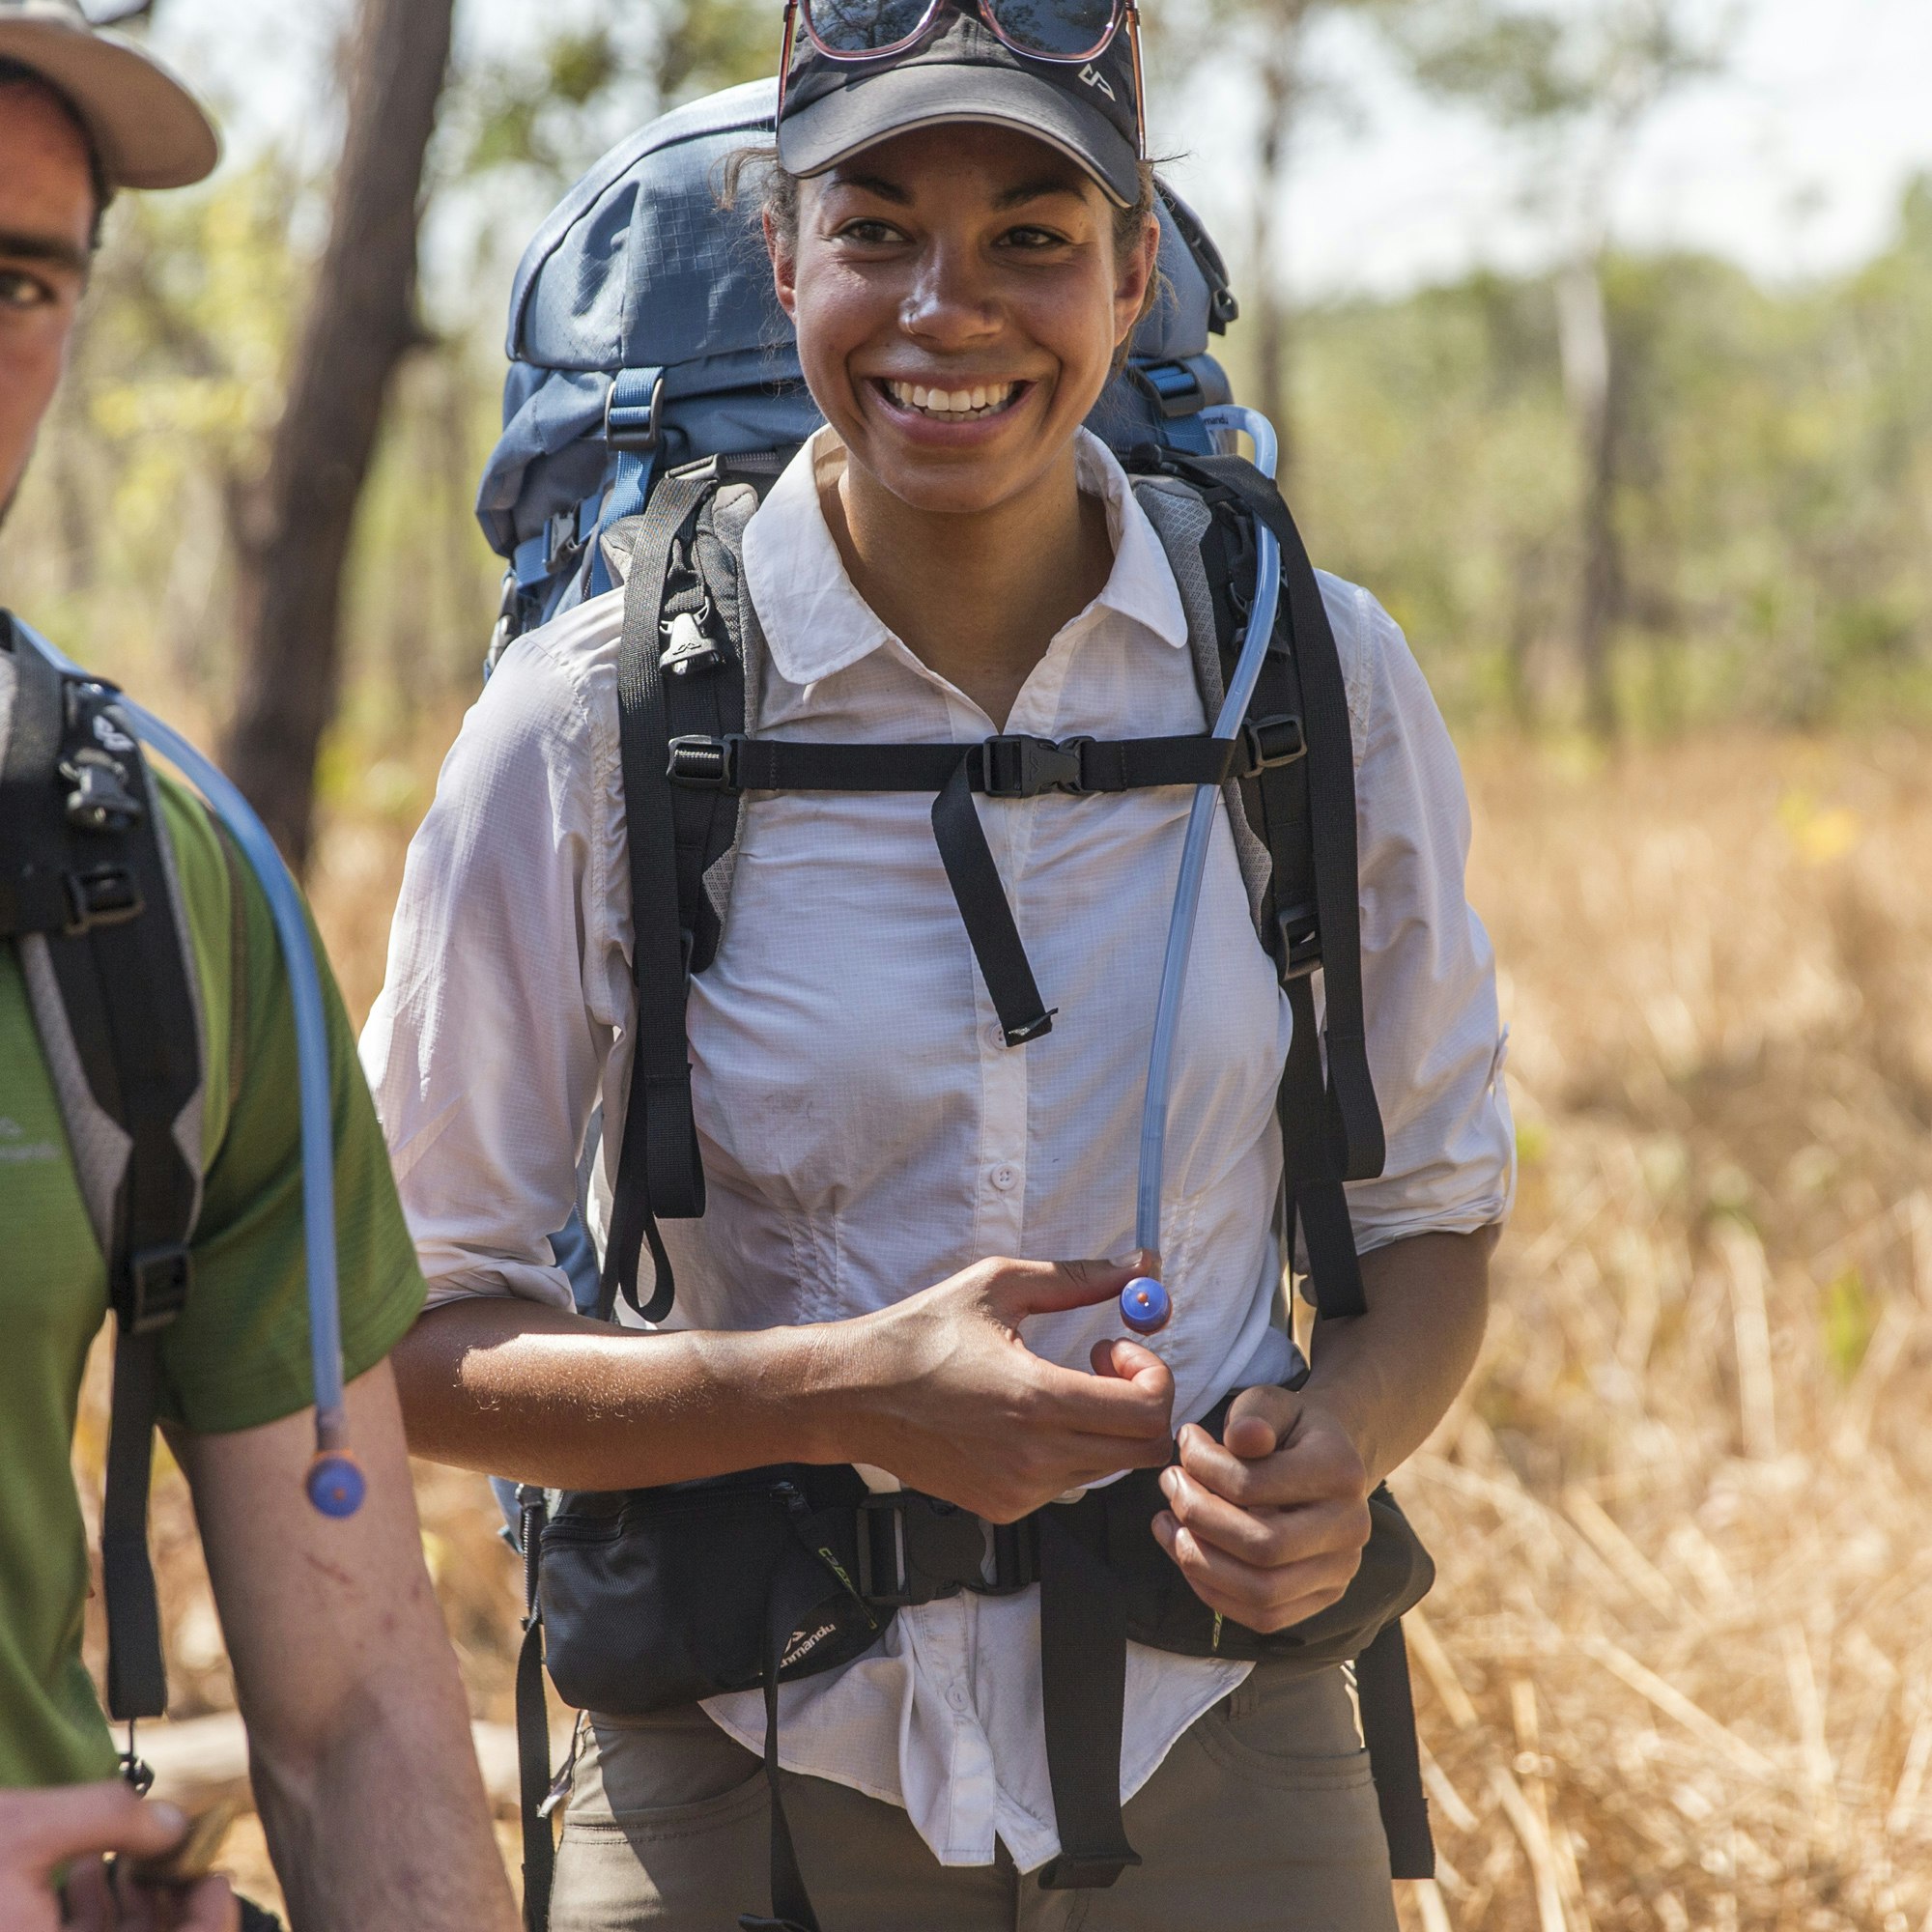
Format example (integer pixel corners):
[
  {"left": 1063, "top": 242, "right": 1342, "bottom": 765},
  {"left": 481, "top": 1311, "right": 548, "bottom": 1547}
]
[
  {"left": 1150, "top": 0, "right": 1417, "bottom": 481},
  {"left": 1388, "top": 0, "right": 1735, "bottom": 734},
  {"left": 220, "top": 0, "right": 456, "bottom": 867}
]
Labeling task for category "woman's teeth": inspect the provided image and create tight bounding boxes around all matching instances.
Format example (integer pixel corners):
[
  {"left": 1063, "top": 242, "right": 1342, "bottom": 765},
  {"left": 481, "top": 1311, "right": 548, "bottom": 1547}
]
[{"left": 883, "top": 380, "right": 1020, "bottom": 421}]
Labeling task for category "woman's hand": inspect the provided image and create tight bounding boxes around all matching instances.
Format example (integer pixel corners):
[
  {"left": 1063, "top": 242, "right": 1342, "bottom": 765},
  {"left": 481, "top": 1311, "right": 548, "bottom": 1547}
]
[
  {"left": 0, "top": 1782, "right": 238, "bottom": 1932},
  {"left": 1151, "top": 1385, "right": 1373, "bottom": 1634},
  {"left": 841, "top": 1255, "right": 1175, "bottom": 1521}
]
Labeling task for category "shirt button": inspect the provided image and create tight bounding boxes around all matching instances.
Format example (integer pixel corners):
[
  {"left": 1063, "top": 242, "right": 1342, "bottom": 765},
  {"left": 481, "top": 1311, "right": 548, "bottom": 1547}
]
[
  {"left": 947, "top": 1684, "right": 971, "bottom": 1714},
  {"left": 990, "top": 1163, "right": 1018, "bottom": 1193},
  {"left": 983, "top": 1020, "right": 1006, "bottom": 1051}
]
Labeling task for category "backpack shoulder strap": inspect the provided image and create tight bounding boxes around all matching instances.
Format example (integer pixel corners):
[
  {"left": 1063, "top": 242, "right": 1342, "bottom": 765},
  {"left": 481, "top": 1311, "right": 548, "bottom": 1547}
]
[
  {"left": 601, "top": 459, "right": 769, "bottom": 1325},
  {"left": 0, "top": 615, "right": 206, "bottom": 1723},
  {"left": 1129, "top": 464, "right": 1385, "bottom": 1321}
]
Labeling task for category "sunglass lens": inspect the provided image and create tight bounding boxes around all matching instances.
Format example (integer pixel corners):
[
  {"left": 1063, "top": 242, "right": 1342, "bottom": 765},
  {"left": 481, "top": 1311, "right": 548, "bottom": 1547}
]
[
  {"left": 984, "top": 0, "right": 1117, "bottom": 57},
  {"left": 806, "top": 0, "right": 938, "bottom": 53}
]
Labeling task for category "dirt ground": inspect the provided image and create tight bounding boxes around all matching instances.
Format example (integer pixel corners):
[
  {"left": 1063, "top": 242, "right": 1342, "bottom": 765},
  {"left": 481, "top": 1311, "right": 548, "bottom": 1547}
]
[{"left": 75, "top": 726, "right": 1932, "bottom": 1928}]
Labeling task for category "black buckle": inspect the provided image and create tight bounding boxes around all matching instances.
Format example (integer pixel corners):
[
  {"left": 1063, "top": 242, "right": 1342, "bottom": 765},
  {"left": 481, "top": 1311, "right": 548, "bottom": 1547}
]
[
  {"left": 666, "top": 733, "right": 742, "bottom": 792},
  {"left": 124, "top": 1244, "right": 190, "bottom": 1335},
  {"left": 64, "top": 865, "right": 143, "bottom": 934},
  {"left": 659, "top": 602, "right": 725, "bottom": 678},
  {"left": 1238, "top": 713, "right": 1306, "bottom": 779},
  {"left": 62, "top": 751, "right": 146, "bottom": 834},
  {"left": 980, "top": 734, "right": 1087, "bottom": 799},
  {"left": 856, "top": 1494, "right": 912, "bottom": 1607},
  {"left": 545, "top": 506, "right": 585, "bottom": 576},
  {"left": 1277, "top": 899, "right": 1321, "bottom": 980}
]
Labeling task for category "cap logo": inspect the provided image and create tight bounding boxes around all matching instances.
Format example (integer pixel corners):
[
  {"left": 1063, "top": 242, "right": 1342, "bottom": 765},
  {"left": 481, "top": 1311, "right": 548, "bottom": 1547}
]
[{"left": 1078, "top": 63, "right": 1116, "bottom": 100}]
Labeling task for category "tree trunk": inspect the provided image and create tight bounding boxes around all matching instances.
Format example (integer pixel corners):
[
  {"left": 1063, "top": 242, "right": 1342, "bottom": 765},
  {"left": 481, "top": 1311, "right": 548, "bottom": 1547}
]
[
  {"left": 1556, "top": 253, "right": 1621, "bottom": 739},
  {"left": 221, "top": 0, "right": 455, "bottom": 868},
  {"left": 1249, "top": 5, "right": 1306, "bottom": 479}
]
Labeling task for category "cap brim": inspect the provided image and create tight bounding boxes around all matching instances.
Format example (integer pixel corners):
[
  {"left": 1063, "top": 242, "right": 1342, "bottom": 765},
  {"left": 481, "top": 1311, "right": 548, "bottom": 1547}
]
[
  {"left": 0, "top": 19, "right": 218, "bottom": 189},
  {"left": 779, "top": 61, "right": 1138, "bottom": 208}
]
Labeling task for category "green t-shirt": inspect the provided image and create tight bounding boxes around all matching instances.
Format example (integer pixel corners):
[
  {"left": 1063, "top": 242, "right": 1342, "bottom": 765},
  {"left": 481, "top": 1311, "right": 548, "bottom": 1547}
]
[{"left": 0, "top": 776, "right": 425, "bottom": 1788}]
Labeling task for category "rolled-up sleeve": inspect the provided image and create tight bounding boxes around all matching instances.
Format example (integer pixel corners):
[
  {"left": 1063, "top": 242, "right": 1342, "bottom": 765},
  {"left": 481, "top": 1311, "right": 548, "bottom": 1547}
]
[
  {"left": 1322, "top": 577, "right": 1515, "bottom": 1250},
  {"left": 359, "top": 619, "right": 621, "bottom": 1308}
]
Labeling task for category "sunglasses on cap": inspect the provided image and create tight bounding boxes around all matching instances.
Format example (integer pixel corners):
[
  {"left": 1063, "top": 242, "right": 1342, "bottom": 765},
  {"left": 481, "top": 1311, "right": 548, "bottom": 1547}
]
[{"left": 779, "top": 0, "right": 1148, "bottom": 162}]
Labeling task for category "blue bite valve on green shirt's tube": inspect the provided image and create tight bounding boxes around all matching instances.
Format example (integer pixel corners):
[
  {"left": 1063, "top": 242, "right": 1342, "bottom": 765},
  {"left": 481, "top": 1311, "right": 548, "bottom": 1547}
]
[
  {"left": 1120, "top": 406, "right": 1284, "bottom": 1340},
  {"left": 19, "top": 621, "right": 361, "bottom": 1521}
]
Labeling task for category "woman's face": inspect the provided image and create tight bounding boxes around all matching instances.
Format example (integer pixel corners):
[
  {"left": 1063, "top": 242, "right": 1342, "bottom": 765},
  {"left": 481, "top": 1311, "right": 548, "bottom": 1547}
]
[{"left": 771, "top": 124, "right": 1157, "bottom": 520}]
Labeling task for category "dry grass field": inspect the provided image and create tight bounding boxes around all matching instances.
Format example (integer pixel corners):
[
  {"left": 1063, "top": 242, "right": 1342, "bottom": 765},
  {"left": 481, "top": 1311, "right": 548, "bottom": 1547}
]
[{"left": 72, "top": 724, "right": 1932, "bottom": 1928}]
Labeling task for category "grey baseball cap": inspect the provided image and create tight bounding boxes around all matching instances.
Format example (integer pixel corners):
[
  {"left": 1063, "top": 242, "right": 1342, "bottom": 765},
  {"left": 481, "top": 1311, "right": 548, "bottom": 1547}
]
[{"left": 0, "top": 0, "right": 218, "bottom": 189}]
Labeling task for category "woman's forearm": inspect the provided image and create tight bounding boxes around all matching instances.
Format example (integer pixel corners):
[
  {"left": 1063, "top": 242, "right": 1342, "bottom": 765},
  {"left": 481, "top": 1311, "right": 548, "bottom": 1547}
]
[
  {"left": 1297, "top": 1227, "right": 1495, "bottom": 1486},
  {"left": 390, "top": 1296, "right": 867, "bottom": 1490}
]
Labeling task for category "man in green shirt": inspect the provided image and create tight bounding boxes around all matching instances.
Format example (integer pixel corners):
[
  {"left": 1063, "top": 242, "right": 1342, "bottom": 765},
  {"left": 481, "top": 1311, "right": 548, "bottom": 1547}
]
[{"left": 0, "top": 8, "right": 518, "bottom": 1927}]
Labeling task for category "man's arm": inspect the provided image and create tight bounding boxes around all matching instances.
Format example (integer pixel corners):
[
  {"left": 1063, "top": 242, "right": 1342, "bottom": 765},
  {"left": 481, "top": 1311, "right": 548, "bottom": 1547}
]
[
  {"left": 173, "top": 1361, "right": 517, "bottom": 1932},
  {"left": 1152, "top": 1227, "right": 1493, "bottom": 1632}
]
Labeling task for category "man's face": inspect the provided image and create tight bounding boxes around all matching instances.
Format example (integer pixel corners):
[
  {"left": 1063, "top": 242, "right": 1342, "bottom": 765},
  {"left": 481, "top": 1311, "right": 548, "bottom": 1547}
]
[{"left": 0, "top": 81, "right": 95, "bottom": 527}]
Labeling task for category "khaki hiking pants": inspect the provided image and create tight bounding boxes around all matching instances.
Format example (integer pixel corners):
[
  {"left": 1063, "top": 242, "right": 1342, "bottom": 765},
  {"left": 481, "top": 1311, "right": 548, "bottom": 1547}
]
[{"left": 549, "top": 1659, "right": 1402, "bottom": 1932}]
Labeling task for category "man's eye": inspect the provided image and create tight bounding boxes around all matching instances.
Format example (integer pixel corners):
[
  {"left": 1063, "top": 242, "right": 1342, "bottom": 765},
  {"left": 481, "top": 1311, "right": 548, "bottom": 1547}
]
[{"left": 0, "top": 269, "right": 54, "bottom": 311}]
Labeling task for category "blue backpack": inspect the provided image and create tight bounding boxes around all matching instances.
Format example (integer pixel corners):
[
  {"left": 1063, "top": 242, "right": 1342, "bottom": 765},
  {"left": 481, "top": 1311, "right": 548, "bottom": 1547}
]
[{"left": 475, "top": 82, "right": 1421, "bottom": 1930}]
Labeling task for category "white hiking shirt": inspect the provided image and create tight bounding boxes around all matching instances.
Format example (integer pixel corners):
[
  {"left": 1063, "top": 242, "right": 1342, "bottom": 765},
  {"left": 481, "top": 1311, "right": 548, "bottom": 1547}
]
[{"left": 360, "top": 428, "right": 1515, "bottom": 1872}]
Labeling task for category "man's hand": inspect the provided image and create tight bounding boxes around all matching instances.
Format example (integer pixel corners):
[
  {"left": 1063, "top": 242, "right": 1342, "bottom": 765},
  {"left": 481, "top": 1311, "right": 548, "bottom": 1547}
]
[
  {"left": 845, "top": 1255, "right": 1175, "bottom": 1520},
  {"left": 0, "top": 1782, "right": 237, "bottom": 1932},
  {"left": 1151, "top": 1385, "right": 1373, "bottom": 1634}
]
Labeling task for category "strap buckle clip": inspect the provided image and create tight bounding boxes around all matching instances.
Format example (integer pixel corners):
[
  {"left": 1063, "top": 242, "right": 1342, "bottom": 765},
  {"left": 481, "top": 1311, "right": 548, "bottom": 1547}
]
[
  {"left": 666, "top": 733, "right": 742, "bottom": 792},
  {"left": 124, "top": 1245, "right": 190, "bottom": 1335},
  {"left": 1237, "top": 713, "right": 1306, "bottom": 780},
  {"left": 659, "top": 601, "right": 725, "bottom": 678},
  {"left": 605, "top": 370, "right": 665, "bottom": 453},
  {"left": 855, "top": 1494, "right": 912, "bottom": 1607},
  {"left": 980, "top": 734, "right": 1087, "bottom": 799},
  {"left": 64, "top": 865, "right": 143, "bottom": 934},
  {"left": 1277, "top": 898, "right": 1321, "bottom": 980}
]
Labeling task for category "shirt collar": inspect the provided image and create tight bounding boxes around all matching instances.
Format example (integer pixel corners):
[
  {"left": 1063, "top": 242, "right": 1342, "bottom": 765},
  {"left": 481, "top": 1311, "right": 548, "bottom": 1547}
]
[{"left": 741, "top": 425, "right": 1191, "bottom": 689}]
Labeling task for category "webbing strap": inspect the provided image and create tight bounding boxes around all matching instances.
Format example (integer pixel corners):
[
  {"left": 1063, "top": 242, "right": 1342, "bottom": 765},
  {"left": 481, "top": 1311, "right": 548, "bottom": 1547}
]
[
  {"left": 682, "top": 730, "right": 1245, "bottom": 797},
  {"left": 1354, "top": 1619, "right": 1435, "bottom": 1880},
  {"left": 932, "top": 759, "right": 1054, "bottom": 1046},
  {"left": 516, "top": 1489, "right": 554, "bottom": 1932},
  {"left": 1035, "top": 1512, "right": 1141, "bottom": 1889},
  {"left": 737, "top": 1611, "right": 819, "bottom": 1932},
  {"left": 100, "top": 1329, "right": 167, "bottom": 1720},
  {"left": 605, "top": 472, "right": 718, "bottom": 1323}
]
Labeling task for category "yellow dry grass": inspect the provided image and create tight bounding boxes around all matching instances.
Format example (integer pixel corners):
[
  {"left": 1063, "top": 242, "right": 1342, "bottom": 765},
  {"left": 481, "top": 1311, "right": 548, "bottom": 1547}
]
[{"left": 77, "top": 724, "right": 1932, "bottom": 1928}]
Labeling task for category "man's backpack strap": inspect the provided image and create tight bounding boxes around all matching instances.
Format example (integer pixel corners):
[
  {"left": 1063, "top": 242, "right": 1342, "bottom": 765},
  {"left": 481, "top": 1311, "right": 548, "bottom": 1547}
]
[
  {"left": 1129, "top": 462, "right": 1385, "bottom": 1321},
  {"left": 0, "top": 618, "right": 205, "bottom": 1721}
]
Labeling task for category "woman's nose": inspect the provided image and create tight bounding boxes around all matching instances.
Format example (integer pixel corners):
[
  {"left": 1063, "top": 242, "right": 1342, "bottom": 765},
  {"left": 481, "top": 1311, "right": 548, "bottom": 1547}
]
[{"left": 899, "top": 243, "right": 1002, "bottom": 348}]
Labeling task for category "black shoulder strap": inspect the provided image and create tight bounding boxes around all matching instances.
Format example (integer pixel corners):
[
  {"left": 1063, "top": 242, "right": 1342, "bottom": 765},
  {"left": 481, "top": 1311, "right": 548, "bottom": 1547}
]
[
  {"left": 1133, "top": 456, "right": 1386, "bottom": 1320},
  {"left": 0, "top": 616, "right": 202, "bottom": 1722},
  {"left": 603, "top": 465, "right": 747, "bottom": 1323}
]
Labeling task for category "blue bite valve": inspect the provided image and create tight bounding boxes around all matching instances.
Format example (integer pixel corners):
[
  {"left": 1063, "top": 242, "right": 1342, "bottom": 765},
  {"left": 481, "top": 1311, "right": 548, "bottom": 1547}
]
[
  {"left": 1120, "top": 1276, "right": 1172, "bottom": 1337},
  {"left": 305, "top": 1453, "right": 366, "bottom": 1520}
]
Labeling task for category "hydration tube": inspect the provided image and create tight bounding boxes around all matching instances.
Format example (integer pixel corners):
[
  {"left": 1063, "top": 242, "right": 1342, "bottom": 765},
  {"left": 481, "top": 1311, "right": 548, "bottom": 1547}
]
[
  {"left": 1119, "top": 406, "right": 1284, "bottom": 1338},
  {"left": 19, "top": 621, "right": 364, "bottom": 1519}
]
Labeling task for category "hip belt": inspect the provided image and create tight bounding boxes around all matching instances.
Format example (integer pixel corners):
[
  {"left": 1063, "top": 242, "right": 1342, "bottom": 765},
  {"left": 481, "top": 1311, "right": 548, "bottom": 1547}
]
[{"left": 513, "top": 1390, "right": 1435, "bottom": 1932}]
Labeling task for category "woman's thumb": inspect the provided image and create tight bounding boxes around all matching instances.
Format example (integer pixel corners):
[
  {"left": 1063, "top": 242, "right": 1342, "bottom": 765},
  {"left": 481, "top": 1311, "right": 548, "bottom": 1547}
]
[{"left": 993, "top": 1255, "right": 1144, "bottom": 1322}]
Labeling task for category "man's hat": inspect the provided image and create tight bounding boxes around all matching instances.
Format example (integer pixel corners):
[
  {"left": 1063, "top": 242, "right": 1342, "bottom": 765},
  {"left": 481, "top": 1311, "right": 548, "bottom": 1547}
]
[
  {"left": 778, "top": 7, "right": 1141, "bottom": 209},
  {"left": 0, "top": 0, "right": 218, "bottom": 189}
]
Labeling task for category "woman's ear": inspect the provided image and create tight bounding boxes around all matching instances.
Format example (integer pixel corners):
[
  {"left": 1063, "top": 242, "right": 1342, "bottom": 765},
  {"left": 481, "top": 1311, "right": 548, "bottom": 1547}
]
[
  {"left": 1112, "top": 211, "right": 1161, "bottom": 352},
  {"left": 766, "top": 207, "right": 799, "bottom": 323}
]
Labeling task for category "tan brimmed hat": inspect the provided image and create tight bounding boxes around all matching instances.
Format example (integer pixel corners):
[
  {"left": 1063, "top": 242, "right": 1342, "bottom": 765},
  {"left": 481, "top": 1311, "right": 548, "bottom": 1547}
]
[{"left": 0, "top": 0, "right": 218, "bottom": 189}]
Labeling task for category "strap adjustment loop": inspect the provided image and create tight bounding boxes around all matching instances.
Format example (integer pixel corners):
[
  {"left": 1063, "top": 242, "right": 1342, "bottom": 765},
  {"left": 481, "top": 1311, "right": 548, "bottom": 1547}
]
[
  {"left": 1276, "top": 898, "right": 1321, "bottom": 980},
  {"left": 124, "top": 1245, "right": 190, "bottom": 1335},
  {"left": 667, "top": 732, "right": 742, "bottom": 791},
  {"left": 64, "top": 864, "right": 143, "bottom": 934},
  {"left": 1238, "top": 712, "right": 1306, "bottom": 778}
]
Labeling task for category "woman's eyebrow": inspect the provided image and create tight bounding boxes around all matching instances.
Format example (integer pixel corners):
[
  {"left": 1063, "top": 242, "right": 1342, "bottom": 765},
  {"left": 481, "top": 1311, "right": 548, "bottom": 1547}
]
[
  {"left": 825, "top": 171, "right": 912, "bottom": 204},
  {"left": 992, "top": 178, "right": 1088, "bottom": 210}
]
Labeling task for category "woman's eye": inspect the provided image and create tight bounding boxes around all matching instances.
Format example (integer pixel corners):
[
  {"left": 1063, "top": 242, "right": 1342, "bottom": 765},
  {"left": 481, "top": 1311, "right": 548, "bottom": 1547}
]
[
  {"left": 0, "top": 269, "right": 54, "bottom": 311},
  {"left": 836, "top": 218, "right": 904, "bottom": 245},
  {"left": 1001, "top": 225, "right": 1070, "bottom": 251}
]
